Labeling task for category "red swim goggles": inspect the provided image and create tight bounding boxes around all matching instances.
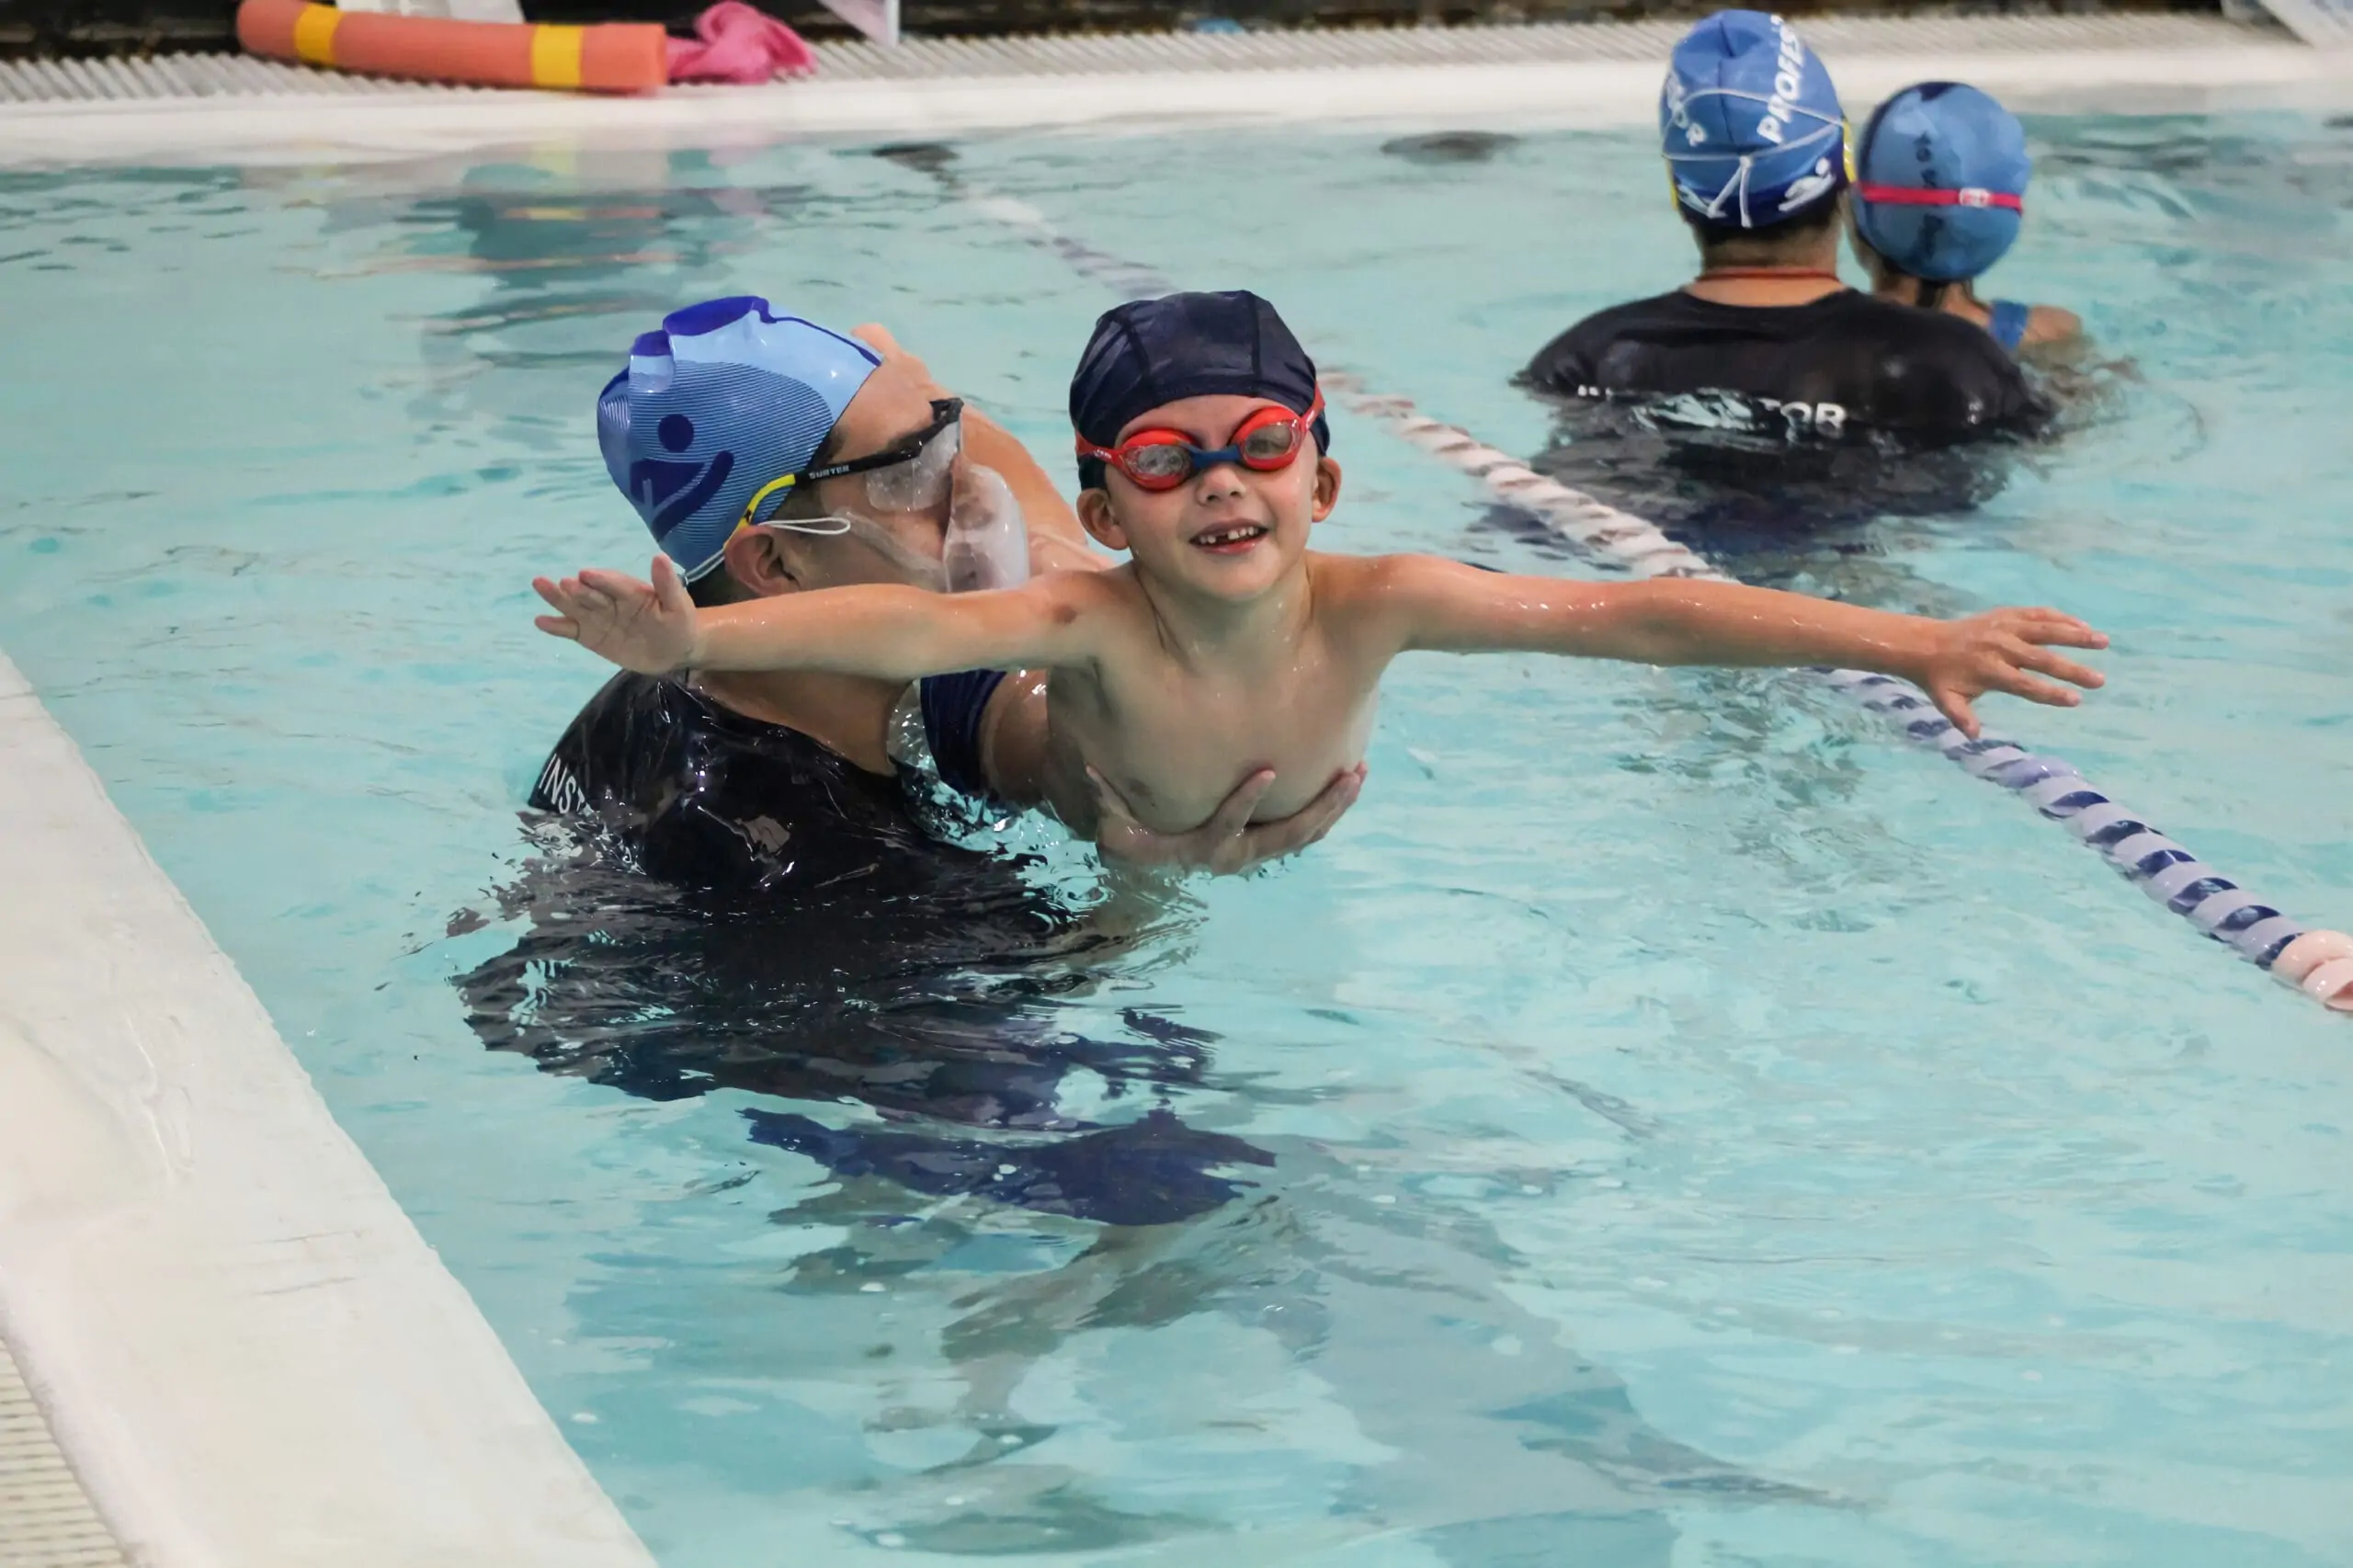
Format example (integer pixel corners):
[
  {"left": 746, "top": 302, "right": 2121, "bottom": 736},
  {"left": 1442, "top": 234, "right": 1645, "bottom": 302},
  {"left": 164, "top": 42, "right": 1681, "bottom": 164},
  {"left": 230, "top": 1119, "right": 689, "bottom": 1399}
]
[{"left": 1076, "top": 391, "right": 1325, "bottom": 492}]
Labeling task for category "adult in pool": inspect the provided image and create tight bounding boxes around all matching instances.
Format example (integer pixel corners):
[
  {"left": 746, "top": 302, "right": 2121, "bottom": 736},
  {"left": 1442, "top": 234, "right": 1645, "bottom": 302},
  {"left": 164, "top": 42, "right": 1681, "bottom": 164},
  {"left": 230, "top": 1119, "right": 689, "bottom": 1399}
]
[
  {"left": 532, "top": 294, "right": 1361, "bottom": 890},
  {"left": 1849, "top": 81, "right": 2082, "bottom": 358},
  {"left": 462, "top": 297, "right": 1352, "bottom": 1229},
  {"left": 1521, "top": 10, "right": 2043, "bottom": 445}
]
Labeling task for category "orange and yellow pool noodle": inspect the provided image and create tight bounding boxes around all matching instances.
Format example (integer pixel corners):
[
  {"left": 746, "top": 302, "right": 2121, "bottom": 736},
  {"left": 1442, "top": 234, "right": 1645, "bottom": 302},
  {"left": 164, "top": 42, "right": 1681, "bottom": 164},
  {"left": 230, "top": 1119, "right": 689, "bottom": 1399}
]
[{"left": 236, "top": 0, "right": 667, "bottom": 95}]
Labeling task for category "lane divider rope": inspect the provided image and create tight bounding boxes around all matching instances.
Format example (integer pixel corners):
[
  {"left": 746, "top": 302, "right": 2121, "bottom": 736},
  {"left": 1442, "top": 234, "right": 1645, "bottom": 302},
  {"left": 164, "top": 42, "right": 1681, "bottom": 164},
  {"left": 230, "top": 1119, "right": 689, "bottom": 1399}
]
[{"left": 950, "top": 181, "right": 2353, "bottom": 1012}]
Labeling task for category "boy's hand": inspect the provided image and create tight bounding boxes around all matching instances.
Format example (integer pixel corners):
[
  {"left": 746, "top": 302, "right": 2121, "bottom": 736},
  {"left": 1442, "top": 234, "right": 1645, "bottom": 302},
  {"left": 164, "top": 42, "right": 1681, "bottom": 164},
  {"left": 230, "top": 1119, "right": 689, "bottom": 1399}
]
[
  {"left": 1916, "top": 608, "right": 2108, "bottom": 739},
  {"left": 533, "top": 556, "right": 701, "bottom": 675},
  {"left": 1090, "top": 764, "right": 1367, "bottom": 877}
]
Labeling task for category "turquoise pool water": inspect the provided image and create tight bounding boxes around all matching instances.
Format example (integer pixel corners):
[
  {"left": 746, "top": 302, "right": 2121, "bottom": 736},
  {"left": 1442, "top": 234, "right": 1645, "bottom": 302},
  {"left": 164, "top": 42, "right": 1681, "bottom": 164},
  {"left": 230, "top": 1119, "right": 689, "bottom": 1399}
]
[{"left": 4, "top": 112, "right": 2352, "bottom": 1565}]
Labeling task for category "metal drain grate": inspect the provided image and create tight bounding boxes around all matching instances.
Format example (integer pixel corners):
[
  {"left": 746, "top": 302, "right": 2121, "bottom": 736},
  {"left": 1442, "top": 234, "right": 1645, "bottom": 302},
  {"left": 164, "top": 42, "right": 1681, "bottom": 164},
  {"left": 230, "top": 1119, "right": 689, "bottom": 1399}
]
[
  {"left": 0, "top": 50, "right": 488, "bottom": 101},
  {"left": 0, "top": 1336, "right": 126, "bottom": 1568},
  {"left": 0, "top": 12, "right": 2289, "bottom": 103}
]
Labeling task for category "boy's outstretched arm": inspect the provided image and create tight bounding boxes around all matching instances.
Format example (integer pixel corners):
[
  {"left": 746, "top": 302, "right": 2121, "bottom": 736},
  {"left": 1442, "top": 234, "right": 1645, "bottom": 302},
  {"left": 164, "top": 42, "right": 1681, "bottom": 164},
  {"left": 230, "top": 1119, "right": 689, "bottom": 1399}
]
[
  {"left": 533, "top": 555, "right": 1105, "bottom": 684},
  {"left": 1373, "top": 555, "right": 2107, "bottom": 739}
]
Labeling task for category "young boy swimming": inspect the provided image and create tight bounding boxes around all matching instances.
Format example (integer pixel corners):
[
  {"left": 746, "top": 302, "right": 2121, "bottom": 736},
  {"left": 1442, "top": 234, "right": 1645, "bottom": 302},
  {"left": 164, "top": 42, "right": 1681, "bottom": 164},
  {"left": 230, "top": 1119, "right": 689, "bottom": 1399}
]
[{"left": 536, "top": 290, "right": 2107, "bottom": 843}]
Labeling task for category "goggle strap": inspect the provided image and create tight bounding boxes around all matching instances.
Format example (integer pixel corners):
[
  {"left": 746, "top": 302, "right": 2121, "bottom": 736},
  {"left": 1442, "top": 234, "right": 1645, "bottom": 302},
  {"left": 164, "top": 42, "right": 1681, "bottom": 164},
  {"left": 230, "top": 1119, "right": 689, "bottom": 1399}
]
[
  {"left": 736, "top": 397, "right": 963, "bottom": 527},
  {"left": 1854, "top": 183, "right": 2023, "bottom": 210},
  {"left": 1074, "top": 389, "right": 1324, "bottom": 486},
  {"left": 738, "top": 472, "right": 798, "bottom": 528}
]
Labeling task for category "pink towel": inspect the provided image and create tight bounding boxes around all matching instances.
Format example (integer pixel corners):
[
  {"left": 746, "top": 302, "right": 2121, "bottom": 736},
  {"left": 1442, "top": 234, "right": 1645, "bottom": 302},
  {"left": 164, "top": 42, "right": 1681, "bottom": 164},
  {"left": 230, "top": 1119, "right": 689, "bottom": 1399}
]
[{"left": 665, "top": 1, "right": 816, "bottom": 84}]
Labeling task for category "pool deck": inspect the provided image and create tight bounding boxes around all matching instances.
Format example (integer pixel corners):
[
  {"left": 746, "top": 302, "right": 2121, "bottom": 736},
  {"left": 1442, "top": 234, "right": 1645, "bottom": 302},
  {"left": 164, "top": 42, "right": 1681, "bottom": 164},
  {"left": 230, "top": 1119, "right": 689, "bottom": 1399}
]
[
  {"left": 0, "top": 653, "right": 654, "bottom": 1568},
  {"left": 0, "top": 14, "right": 2347, "bottom": 1564}
]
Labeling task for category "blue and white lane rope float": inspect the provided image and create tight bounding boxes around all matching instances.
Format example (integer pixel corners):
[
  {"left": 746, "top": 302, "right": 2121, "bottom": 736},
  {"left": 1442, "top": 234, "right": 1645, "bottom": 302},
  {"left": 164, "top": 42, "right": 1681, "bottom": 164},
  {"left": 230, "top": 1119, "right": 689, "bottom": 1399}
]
[{"left": 953, "top": 187, "right": 2353, "bottom": 1013}]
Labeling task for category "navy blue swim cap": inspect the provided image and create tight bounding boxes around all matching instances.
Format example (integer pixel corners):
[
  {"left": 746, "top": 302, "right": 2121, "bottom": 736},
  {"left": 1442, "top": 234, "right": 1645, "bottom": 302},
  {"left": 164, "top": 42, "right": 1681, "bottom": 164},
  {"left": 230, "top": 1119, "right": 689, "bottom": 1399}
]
[{"left": 1068, "top": 290, "right": 1330, "bottom": 488}]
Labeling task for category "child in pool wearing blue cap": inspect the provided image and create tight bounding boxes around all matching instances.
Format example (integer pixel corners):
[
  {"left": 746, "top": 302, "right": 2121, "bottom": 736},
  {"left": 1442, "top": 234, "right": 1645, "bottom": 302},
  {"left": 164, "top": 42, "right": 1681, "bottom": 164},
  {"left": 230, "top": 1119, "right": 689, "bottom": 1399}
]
[
  {"left": 1850, "top": 82, "right": 2082, "bottom": 356},
  {"left": 536, "top": 291, "right": 2108, "bottom": 849}
]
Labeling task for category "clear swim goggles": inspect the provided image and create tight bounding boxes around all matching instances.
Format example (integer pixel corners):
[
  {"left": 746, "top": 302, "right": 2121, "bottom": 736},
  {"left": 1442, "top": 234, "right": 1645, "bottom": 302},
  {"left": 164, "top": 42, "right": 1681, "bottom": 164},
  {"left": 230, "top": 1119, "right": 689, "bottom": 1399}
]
[{"left": 736, "top": 397, "right": 963, "bottom": 529}]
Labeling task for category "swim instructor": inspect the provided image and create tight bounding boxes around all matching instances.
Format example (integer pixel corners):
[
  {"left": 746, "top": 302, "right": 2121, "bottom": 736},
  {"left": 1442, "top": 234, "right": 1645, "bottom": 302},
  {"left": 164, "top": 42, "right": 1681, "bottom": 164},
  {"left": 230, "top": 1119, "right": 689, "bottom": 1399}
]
[
  {"left": 530, "top": 295, "right": 1358, "bottom": 887},
  {"left": 1523, "top": 9, "right": 2042, "bottom": 442}
]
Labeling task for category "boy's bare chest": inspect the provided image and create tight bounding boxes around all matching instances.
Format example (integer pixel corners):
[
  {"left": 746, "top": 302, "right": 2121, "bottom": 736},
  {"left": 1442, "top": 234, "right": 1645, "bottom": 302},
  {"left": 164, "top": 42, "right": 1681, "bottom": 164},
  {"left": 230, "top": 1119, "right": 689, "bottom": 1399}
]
[{"left": 1054, "top": 639, "right": 1380, "bottom": 832}]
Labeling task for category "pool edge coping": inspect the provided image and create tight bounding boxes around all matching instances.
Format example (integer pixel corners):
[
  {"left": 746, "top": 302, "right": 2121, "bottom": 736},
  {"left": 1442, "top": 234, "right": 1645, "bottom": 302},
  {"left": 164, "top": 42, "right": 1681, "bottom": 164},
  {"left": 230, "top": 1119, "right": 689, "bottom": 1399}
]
[
  {"left": 0, "top": 22, "right": 2345, "bottom": 167},
  {"left": 0, "top": 649, "right": 655, "bottom": 1568}
]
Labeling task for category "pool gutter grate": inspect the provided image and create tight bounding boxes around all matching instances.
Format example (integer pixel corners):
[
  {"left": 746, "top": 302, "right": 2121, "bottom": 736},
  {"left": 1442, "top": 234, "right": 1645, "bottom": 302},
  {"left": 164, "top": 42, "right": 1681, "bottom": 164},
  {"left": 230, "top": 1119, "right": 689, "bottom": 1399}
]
[{"left": 0, "top": 1335, "right": 127, "bottom": 1568}]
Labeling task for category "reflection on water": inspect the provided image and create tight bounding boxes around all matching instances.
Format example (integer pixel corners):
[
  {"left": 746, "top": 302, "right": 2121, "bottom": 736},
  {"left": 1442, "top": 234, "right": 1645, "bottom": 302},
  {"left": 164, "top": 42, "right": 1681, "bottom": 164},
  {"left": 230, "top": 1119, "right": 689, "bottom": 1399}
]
[
  {"left": 322, "top": 152, "right": 796, "bottom": 463},
  {"left": 755, "top": 1172, "right": 1824, "bottom": 1559}
]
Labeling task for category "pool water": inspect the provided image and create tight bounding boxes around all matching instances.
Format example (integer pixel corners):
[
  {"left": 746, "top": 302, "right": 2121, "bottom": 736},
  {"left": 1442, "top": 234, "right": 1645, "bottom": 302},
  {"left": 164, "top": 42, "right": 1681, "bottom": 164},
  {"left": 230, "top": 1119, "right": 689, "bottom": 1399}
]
[{"left": 5, "top": 112, "right": 2352, "bottom": 1566}]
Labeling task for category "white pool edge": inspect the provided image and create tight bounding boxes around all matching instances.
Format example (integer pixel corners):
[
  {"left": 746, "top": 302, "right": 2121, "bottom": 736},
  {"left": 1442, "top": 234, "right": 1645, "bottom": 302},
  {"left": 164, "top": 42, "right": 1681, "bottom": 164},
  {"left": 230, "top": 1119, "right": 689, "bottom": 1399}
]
[
  {"left": 0, "top": 650, "right": 654, "bottom": 1568},
  {"left": 0, "top": 33, "right": 2345, "bottom": 167}
]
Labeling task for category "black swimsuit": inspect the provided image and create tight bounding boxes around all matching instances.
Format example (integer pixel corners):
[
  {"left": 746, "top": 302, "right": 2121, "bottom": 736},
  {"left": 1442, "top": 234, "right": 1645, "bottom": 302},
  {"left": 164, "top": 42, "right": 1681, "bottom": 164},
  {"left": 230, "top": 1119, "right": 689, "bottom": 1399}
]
[
  {"left": 462, "top": 671, "right": 1260, "bottom": 1226},
  {"left": 1523, "top": 287, "right": 2046, "bottom": 437},
  {"left": 1514, "top": 289, "right": 2052, "bottom": 552}
]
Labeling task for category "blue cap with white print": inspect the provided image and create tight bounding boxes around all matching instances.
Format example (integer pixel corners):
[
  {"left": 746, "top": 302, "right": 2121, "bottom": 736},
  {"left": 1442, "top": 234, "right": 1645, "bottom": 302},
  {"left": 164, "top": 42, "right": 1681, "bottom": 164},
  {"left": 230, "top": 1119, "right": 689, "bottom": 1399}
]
[
  {"left": 597, "top": 297, "right": 880, "bottom": 581},
  {"left": 1660, "top": 10, "right": 1847, "bottom": 232}
]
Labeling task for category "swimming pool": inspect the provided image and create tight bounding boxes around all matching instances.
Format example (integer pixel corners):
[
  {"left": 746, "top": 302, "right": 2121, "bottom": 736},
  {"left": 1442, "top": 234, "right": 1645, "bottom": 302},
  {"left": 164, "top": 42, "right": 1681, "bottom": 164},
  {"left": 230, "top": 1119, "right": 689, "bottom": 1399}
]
[{"left": 4, "top": 108, "right": 2351, "bottom": 1565}]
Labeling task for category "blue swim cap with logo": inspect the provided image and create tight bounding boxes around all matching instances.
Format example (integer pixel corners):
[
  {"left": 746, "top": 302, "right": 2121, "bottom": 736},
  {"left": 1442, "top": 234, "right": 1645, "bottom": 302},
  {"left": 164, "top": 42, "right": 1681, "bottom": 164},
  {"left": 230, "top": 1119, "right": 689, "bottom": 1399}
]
[
  {"left": 1854, "top": 83, "right": 2030, "bottom": 282},
  {"left": 597, "top": 296, "right": 881, "bottom": 582},
  {"left": 1660, "top": 10, "right": 1847, "bottom": 232}
]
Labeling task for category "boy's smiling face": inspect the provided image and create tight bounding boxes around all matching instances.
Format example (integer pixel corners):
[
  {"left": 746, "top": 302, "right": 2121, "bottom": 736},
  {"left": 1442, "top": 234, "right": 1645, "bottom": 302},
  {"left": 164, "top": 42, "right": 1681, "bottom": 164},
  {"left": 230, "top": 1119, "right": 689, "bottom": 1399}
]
[{"left": 1076, "top": 393, "right": 1341, "bottom": 604}]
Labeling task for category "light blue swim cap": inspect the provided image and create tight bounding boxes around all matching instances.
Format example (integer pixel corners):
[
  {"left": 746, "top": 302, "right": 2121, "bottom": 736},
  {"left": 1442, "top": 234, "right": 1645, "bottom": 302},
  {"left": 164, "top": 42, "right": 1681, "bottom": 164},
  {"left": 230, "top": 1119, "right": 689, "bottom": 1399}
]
[
  {"left": 1854, "top": 83, "right": 2030, "bottom": 282},
  {"left": 597, "top": 296, "right": 881, "bottom": 582},
  {"left": 1660, "top": 10, "right": 1847, "bottom": 232}
]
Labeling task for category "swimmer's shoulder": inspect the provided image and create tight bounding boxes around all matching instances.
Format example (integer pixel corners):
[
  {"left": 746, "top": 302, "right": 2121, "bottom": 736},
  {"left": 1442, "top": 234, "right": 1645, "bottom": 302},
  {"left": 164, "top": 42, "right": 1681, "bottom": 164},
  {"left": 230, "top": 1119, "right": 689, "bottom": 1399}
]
[
  {"left": 1306, "top": 550, "right": 1415, "bottom": 591},
  {"left": 1003, "top": 562, "right": 1129, "bottom": 612},
  {"left": 1838, "top": 296, "right": 2046, "bottom": 428},
  {"left": 1029, "top": 560, "right": 1147, "bottom": 618},
  {"left": 530, "top": 669, "right": 760, "bottom": 818},
  {"left": 1019, "top": 561, "right": 1161, "bottom": 665},
  {"left": 1835, "top": 289, "right": 2008, "bottom": 348},
  {"left": 1521, "top": 290, "right": 1689, "bottom": 392},
  {"left": 547, "top": 668, "right": 698, "bottom": 764},
  {"left": 1302, "top": 551, "right": 1433, "bottom": 658},
  {"left": 1307, "top": 551, "right": 1483, "bottom": 620},
  {"left": 2022, "top": 303, "right": 2084, "bottom": 348}
]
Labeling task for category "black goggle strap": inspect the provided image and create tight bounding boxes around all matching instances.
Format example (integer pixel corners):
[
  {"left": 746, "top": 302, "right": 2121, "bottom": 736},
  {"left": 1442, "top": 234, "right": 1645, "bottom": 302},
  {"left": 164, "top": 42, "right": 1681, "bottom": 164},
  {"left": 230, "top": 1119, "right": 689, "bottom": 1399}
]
[{"left": 738, "top": 398, "right": 962, "bottom": 528}]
